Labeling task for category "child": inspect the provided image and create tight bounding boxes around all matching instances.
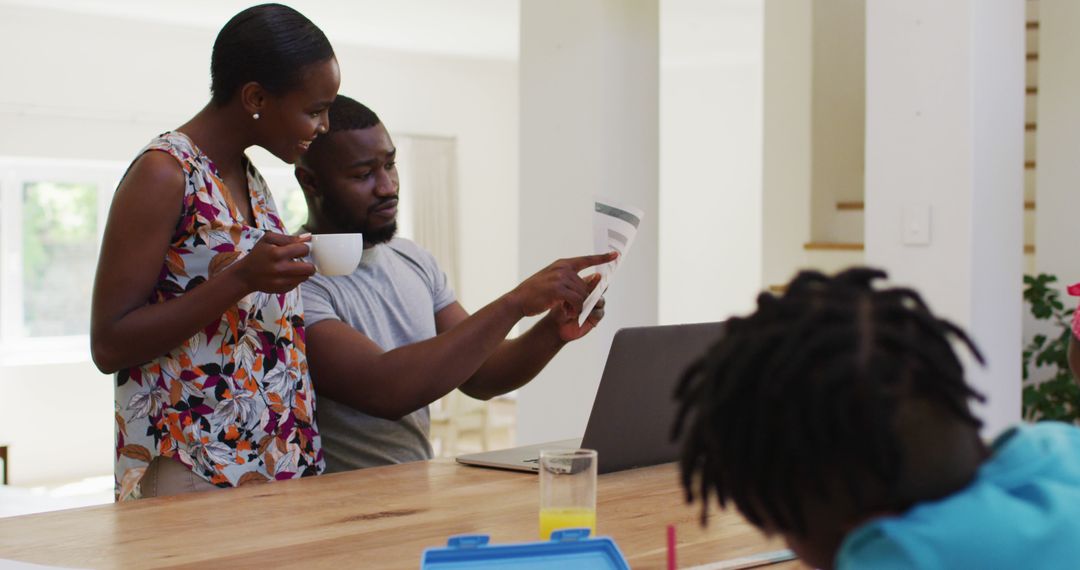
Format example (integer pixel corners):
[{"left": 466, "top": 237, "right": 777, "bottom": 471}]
[{"left": 674, "top": 267, "right": 1080, "bottom": 569}]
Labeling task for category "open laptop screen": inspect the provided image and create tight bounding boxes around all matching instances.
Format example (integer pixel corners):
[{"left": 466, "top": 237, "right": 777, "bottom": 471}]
[
  {"left": 455, "top": 321, "right": 725, "bottom": 474},
  {"left": 580, "top": 321, "right": 725, "bottom": 474}
]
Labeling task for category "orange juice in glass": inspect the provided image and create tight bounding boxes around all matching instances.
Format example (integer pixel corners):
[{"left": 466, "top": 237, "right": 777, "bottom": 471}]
[
  {"left": 539, "top": 507, "right": 596, "bottom": 539},
  {"left": 539, "top": 449, "right": 597, "bottom": 539}
]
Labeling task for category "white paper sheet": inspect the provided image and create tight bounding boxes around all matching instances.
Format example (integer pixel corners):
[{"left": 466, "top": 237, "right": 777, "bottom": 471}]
[
  {"left": 578, "top": 197, "right": 645, "bottom": 326},
  {"left": 0, "top": 561, "right": 84, "bottom": 570},
  {"left": 681, "top": 549, "right": 796, "bottom": 570}
]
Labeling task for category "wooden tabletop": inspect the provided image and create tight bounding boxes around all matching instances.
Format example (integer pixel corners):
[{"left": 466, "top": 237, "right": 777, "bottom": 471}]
[{"left": 0, "top": 460, "right": 801, "bottom": 569}]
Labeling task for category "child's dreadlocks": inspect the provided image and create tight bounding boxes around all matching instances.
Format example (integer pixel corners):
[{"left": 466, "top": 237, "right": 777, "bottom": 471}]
[{"left": 672, "top": 267, "right": 986, "bottom": 534}]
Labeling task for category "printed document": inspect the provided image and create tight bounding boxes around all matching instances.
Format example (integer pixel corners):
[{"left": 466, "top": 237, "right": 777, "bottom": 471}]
[{"left": 579, "top": 198, "right": 644, "bottom": 326}]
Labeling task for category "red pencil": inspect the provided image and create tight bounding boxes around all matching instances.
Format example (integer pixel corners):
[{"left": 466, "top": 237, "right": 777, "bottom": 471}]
[{"left": 667, "top": 524, "right": 677, "bottom": 570}]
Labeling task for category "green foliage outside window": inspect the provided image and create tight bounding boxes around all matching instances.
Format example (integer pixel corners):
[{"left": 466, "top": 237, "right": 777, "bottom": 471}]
[
  {"left": 278, "top": 186, "right": 309, "bottom": 235},
  {"left": 22, "top": 181, "right": 98, "bottom": 337}
]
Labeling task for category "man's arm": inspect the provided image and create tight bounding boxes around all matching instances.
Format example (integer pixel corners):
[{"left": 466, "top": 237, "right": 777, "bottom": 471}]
[
  {"left": 447, "top": 275, "right": 607, "bottom": 400},
  {"left": 306, "top": 295, "right": 522, "bottom": 420},
  {"left": 305, "top": 253, "right": 615, "bottom": 420}
]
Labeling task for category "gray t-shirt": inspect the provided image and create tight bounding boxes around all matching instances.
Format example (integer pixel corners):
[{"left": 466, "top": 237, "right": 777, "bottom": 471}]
[{"left": 301, "top": 238, "right": 456, "bottom": 473}]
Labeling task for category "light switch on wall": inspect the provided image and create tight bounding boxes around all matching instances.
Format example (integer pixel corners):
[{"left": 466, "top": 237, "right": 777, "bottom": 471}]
[{"left": 902, "top": 203, "right": 931, "bottom": 245}]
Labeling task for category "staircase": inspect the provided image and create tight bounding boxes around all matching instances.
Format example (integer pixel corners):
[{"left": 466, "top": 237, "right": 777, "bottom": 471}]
[{"left": 778, "top": 4, "right": 1040, "bottom": 290}]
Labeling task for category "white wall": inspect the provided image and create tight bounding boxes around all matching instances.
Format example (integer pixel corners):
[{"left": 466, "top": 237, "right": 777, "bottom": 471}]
[
  {"left": 865, "top": 0, "right": 1024, "bottom": 436},
  {"left": 517, "top": 0, "right": 659, "bottom": 445},
  {"left": 1035, "top": 0, "right": 1080, "bottom": 286},
  {"left": 0, "top": 4, "right": 518, "bottom": 484},
  {"left": 0, "top": 4, "right": 518, "bottom": 314},
  {"left": 762, "top": 0, "right": 812, "bottom": 288},
  {"left": 810, "top": 0, "right": 865, "bottom": 244},
  {"left": 659, "top": 0, "right": 763, "bottom": 325},
  {"left": 330, "top": 49, "right": 518, "bottom": 315}
]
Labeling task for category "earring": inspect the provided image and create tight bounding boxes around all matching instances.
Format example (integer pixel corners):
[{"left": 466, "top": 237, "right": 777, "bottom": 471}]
[{"left": 252, "top": 112, "right": 260, "bottom": 120}]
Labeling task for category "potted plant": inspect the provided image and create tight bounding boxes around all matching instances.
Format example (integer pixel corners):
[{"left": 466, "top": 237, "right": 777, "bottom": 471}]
[{"left": 1022, "top": 274, "right": 1080, "bottom": 424}]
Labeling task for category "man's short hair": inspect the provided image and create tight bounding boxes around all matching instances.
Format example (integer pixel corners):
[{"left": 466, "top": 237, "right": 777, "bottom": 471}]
[
  {"left": 327, "top": 95, "right": 380, "bottom": 134},
  {"left": 302, "top": 95, "right": 381, "bottom": 164}
]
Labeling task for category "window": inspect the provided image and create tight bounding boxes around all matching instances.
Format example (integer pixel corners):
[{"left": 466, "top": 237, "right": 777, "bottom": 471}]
[
  {"left": 0, "top": 158, "right": 125, "bottom": 364},
  {"left": 22, "top": 181, "right": 98, "bottom": 337},
  {"left": 259, "top": 169, "right": 310, "bottom": 236}
]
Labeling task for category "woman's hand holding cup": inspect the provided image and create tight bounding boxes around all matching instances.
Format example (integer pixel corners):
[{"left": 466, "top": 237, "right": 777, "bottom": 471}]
[{"left": 235, "top": 232, "right": 316, "bottom": 294}]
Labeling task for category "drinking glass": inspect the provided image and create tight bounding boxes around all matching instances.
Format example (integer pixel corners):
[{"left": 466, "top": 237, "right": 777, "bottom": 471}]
[{"left": 538, "top": 448, "right": 597, "bottom": 539}]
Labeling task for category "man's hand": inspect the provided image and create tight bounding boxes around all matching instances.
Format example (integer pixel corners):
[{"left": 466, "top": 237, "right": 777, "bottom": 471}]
[
  {"left": 508, "top": 252, "right": 618, "bottom": 318},
  {"left": 547, "top": 273, "right": 607, "bottom": 342}
]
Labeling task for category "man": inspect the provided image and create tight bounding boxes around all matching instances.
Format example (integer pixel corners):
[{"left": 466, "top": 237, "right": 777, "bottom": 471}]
[{"left": 295, "top": 95, "right": 616, "bottom": 473}]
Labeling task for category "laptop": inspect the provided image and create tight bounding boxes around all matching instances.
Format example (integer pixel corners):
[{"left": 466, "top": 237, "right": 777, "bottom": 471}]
[{"left": 455, "top": 321, "right": 725, "bottom": 474}]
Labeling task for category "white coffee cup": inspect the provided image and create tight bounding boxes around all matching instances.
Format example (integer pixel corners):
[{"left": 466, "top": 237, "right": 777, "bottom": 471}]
[{"left": 308, "top": 233, "right": 364, "bottom": 276}]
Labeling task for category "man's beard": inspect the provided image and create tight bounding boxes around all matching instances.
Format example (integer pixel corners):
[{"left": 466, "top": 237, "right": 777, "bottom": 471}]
[
  {"left": 325, "top": 195, "right": 399, "bottom": 245},
  {"left": 363, "top": 220, "right": 398, "bottom": 245}
]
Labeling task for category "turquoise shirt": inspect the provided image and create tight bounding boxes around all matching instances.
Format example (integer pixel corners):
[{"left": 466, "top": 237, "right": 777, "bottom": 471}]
[{"left": 837, "top": 422, "right": 1080, "bottom": 569}]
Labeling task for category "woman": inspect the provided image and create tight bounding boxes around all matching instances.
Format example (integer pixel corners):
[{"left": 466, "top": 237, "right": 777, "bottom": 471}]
[{"left": 91, "top": 4, "right": 340, "bottom": 499}]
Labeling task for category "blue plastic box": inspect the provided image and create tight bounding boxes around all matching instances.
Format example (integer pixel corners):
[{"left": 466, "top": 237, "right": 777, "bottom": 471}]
[{"left": 420, "top": 528, "right": 630, "bottom": 569}]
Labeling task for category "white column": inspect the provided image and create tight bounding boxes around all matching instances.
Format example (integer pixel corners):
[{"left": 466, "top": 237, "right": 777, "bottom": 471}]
[
  {"left": 761, "top": 0, "right": 812, "bottom": 288},
  {"left": 1035, "top": 1, "right": 1080, "bottom": 284},
  {"left": 517, "top": 0, "right": 659, "bottom": 444},
  {"left": 865, "top": 1, "right": 1025, "bottom": 435},
  {"left": 659, "top": 0, "right": 763, "bottom": 324}
]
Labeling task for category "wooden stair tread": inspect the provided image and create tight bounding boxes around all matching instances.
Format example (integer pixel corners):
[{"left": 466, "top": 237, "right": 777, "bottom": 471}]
[
  {"left": 834, "top": 201, "right": 1035, "bottom": 211},
  {"left": 804, "top": 242, "right": 864, "bottom": 251},
  {"left": 805, "top": 242, "right": 1035, "bottom": 254}
]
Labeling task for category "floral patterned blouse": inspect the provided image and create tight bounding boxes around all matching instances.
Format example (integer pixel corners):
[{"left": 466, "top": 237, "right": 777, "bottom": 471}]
[{"left": 114, "top": 131, "right": 323, "bottom": 500}]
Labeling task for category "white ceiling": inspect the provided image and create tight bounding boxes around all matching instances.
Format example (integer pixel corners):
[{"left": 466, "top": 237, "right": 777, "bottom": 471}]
[
  {"left": 1, "top": 0, "right": 761, "bottom": 63},
  {"left": 0, "top": 0, "right": 522, "bottom": 60}
]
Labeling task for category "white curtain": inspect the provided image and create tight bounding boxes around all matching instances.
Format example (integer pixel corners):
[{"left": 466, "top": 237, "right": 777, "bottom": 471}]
[{"left": 396, "top": 135, "right": 462, "bottom": 295}]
